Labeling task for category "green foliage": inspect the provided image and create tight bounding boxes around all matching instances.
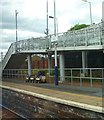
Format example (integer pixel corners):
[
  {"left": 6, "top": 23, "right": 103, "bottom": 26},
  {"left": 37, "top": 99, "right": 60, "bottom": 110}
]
[{"left": 68, "top": 24, "right": 90, "bottom": 31}]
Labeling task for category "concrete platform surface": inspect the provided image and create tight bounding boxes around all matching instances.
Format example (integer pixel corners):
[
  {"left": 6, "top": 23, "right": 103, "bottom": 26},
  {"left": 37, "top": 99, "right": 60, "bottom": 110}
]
[{"left": 1, "top": 80, "right": 104, "bottom": 113}]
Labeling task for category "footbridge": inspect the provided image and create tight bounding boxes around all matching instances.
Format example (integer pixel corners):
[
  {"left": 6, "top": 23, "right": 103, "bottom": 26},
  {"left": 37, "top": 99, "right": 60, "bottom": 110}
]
[{"left": 1, "top": 22, "right": 104, "bottom": 70}]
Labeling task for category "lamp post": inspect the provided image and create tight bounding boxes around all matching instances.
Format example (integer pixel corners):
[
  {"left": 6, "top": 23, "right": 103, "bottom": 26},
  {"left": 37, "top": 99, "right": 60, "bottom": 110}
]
[
  {"left": 49, "top": 16, "right": 58, "bottom": 35},
  {"left": 82, "top": 0, "right": 92, "bottom": 24},
  {"left": 15, "top": 10, "right": 18, "bottom": 52},
  {"left": 49, "top": 0, "right": 58, "bottom": 86},
  {"left": 46, "top": 0, "right": 49, "bottom": 36}
]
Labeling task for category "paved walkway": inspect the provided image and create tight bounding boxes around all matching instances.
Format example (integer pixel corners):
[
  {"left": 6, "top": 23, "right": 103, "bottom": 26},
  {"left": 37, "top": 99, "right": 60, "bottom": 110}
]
[{"left": 1, "top": 79, "right": 104, "bottom": 113}]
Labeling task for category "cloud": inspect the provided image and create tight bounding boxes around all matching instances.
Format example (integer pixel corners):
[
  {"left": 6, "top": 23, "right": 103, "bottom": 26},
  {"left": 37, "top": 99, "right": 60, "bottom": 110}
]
[
  {"left": 0, "top": 0, "right": 48, "bottom": 43},
  {"left": 18, "top": 17, "right": 46, "bottom": 33},
  {"left": 18, "top": 29, "right": 45, "bottom": 40},
  {"left": 0, "top": 42, "right": 10, "bottom": 49},
  {"left": 1, "top": 29, "right": 45, "bottom": 42}
]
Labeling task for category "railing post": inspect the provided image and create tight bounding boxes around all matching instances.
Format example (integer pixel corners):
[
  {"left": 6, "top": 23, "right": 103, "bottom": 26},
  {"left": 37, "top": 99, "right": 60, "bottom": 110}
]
[
  {"left": 85, "top": 28, "right": 88, "bottom": 46},
  {"left": 8, "top": 70, "right": 10, "bottom": 79},
  {"left": 102, "top": 69, "right": 104, "bottom": 85},
  {"left": 71, "top": 69, "right": 73, "bottom": 85},
  {"left": 99, "top": 23, "right": 102, "bottom": 45},
  {"left": 90, "top": 68, "right": 92, "bottom": 87},
  {"left": 80, "top": 68, "right": 82, "bottom": 86}
]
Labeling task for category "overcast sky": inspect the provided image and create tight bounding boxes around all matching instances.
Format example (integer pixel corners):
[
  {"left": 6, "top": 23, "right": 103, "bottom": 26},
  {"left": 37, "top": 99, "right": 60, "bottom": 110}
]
[{"left": 0, "top": 0, "right": 103, "bottom": 53}]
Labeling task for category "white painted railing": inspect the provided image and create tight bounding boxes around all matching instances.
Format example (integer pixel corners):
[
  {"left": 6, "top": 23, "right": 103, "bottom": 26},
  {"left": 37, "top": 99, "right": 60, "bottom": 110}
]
[
  {"left": 17, "top": 37, "right": 49, "bottom": 52},
  {"left": 55, "top": 22, "right": 103, "bottom": 47},
  {"left": 2, "top": 43, "right": 16, "bottom": 70}
]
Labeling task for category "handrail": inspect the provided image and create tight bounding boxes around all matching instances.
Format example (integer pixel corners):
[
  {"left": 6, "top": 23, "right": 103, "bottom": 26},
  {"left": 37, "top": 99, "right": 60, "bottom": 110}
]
[
  {"left": 56, "top": 22, "right": 103, "bottom": 47},
  {"left": 2, "top": 43, "right": 15, "bottom": 69}
]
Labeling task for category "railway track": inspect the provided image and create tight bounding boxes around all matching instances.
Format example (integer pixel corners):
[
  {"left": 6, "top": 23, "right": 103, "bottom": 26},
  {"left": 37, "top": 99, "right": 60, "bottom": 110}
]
[{"left": 0, "top": 104, "right": 26, "bottom": 119}]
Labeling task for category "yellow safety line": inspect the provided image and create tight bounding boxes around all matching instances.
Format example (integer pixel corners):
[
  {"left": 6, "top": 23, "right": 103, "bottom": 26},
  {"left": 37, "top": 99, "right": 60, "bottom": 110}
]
[{"left": 1, "top": 82, "right": 103, "bottom": 101}]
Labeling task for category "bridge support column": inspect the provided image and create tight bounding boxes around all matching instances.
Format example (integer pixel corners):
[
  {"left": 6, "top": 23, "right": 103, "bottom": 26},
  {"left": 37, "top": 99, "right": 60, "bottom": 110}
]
[
  {"left": 27, "top": 54, "right": 32, "bottom": 77},
  {"left": 48, "top": 55, "right": 52, "bottom": 75},
  {"left": 82, "top": 51, "right": 87, "bottom": 76},
  {"left": 59, "top": 53, "right": 65, "bottom": 82}
]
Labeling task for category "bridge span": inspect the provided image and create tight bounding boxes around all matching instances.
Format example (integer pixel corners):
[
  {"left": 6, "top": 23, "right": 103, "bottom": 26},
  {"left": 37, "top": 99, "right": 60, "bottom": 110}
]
[{"left": 1, "top": 22, "right": 104, "bottom": 70}]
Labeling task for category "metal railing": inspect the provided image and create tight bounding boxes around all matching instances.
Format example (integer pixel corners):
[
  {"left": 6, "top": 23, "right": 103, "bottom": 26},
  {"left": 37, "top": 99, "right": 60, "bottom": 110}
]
[
  {"left": 2, "top": 43, "right": 16, "bottom": 70},
  {"left": 2, "top": 68, "right": 104, "bottom": 88},
  {"left": 16, "top": 37, "right": 49, "bottom": 52},
  {"left": 55, "top": 22, "right": 103, "bottom": 47},
  {"left": 63, "top": 68, "right": 104, "bottom": 88}
]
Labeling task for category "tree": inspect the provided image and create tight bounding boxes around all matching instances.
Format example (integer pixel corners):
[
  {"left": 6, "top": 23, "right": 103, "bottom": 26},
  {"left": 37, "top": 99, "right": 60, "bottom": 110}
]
[{"left": 68, "top": 24, "right": 90, "bottom": 31}]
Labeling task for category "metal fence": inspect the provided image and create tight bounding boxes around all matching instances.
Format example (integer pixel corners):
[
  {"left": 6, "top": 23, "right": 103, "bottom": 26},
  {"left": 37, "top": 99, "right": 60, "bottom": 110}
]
[
  {"left": 64, "top": 68, "right": 104, "bottom": 88},
  {"left": 2, "top": 68, "right": 104, "bottom": 88}
]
